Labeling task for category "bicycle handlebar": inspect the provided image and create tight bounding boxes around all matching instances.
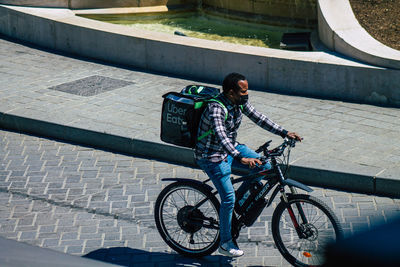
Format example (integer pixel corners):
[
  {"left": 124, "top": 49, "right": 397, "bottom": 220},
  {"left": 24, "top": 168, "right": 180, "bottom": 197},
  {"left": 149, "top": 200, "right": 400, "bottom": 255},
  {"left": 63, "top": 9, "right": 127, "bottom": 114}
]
[
  {"left": 255, "top": 140, "right": 272, "bottom": 153},
  {"left": 257, "top": 138, "right": 298, "bottom": 159}
]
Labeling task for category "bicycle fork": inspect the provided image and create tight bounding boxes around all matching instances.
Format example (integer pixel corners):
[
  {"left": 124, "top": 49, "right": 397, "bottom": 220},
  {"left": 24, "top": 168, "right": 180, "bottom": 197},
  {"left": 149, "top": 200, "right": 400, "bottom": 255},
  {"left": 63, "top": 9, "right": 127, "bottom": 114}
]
[{"left": 281, "top": 187, "right": 310, "bottom": 239}]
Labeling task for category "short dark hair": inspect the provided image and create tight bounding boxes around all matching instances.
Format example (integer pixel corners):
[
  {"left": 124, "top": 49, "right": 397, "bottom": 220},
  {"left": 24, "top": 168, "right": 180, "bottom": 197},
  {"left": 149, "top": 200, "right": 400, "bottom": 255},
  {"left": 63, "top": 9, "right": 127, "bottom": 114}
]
[{"left": 222, "top": 73, "right": 246, "bottom": 94}]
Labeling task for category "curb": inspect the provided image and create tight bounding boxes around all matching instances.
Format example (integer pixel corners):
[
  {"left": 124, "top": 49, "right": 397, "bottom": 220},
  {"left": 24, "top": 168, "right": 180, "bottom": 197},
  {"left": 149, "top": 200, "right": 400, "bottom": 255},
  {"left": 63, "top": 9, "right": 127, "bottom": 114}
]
[
  {"left": 0, "top": 111, "right": 398, "bottom": 198},
  {"left": 0, "top": 112, "right": 196, "bottom": 165}
]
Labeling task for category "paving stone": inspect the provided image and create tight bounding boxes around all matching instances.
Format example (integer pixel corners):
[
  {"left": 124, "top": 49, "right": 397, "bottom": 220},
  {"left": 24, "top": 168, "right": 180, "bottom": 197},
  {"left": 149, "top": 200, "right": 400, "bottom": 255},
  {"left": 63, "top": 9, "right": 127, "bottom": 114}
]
[
  {"left": 104, "top": 233, "right": 121, "bottom": 241},
  {"left": 103, "top": 240, "right": 126, "bottom": 247},
  {"left": 66, "top": 245, "right": 84, "bottom": 254},
  {"left": 19, "top": 231, "right": 37, "bottom": 240},
  {"left": 39, "top": 225, "right": 56, "bottom": 233},
  {"left": 42, "top": 238, "right": 60, "bottom": 247},
  {"left": 62, "top": 232, "right": 78, "bottom": 240}
]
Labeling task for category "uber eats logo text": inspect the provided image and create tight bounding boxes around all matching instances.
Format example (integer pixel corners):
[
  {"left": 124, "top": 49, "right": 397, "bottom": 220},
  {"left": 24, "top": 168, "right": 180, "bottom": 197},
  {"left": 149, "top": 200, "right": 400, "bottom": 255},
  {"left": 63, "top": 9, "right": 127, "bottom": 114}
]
[{"left": 167, "top": 102, "right": 187, "bottom": 125}]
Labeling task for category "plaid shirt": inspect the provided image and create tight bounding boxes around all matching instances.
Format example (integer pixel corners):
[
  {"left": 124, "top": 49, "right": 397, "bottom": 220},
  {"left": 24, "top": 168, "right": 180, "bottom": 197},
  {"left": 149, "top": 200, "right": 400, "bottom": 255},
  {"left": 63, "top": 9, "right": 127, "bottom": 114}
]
[{"left": 194, "top": 93, "right": 288, "bottom": 162}]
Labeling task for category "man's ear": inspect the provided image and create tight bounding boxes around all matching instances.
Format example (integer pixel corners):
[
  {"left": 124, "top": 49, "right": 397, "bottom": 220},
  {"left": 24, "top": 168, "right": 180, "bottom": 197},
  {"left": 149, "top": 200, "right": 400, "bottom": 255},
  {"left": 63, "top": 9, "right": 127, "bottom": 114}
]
[
  {"left": 227, "top": 89, "right": 234, "bottom": 98},
  {"left": 225, "top": 89, "right": 237, "bottom": 104}
]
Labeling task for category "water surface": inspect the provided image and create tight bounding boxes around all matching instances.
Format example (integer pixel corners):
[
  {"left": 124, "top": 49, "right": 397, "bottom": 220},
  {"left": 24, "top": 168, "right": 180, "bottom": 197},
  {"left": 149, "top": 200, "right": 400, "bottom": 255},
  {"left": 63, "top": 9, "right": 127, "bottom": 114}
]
[{"left": 82, "top": 12, "right": 307, "bottom": 49}]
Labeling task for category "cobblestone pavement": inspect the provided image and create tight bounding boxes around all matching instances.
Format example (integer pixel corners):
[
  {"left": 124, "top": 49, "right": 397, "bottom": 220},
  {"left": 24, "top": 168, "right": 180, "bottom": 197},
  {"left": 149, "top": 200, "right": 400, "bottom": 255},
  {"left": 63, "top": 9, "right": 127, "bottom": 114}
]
[
  {"left": 1, "top": 35, "right": 400, "bottom": 183},
  {"left": 1, "top": 129, "right": 400, "bottom": 266}
]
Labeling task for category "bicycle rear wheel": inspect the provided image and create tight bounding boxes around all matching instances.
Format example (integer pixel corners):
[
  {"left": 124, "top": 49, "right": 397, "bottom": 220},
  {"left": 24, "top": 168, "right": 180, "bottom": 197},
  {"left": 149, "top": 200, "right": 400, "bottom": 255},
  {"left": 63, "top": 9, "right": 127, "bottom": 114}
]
[
  {"left": 154, "top": 181, "right": 220, "bottom": 257},
  {"left": 272, "top": 194, "right": 343, "bottom": 267}
]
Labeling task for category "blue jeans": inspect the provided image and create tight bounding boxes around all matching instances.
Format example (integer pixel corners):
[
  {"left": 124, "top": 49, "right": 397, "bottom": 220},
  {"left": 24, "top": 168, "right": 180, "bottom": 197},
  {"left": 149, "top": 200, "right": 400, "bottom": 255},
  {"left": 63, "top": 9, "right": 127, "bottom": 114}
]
[{"left": 196, "top": 144, "right": 271, "bottom": 244}]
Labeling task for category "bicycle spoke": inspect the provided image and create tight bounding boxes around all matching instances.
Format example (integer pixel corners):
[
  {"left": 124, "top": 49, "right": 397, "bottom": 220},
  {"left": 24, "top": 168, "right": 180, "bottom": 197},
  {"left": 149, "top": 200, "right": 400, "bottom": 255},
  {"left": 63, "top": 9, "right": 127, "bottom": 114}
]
[
  {"left": 162, "top": 213, "right": 176, "bottom": 220},
  {"left": 178, "top": 189, "right": 188, "bottom": 206},
  {"left": 168, "top": 194, "right": 180, "bottom": 209}
]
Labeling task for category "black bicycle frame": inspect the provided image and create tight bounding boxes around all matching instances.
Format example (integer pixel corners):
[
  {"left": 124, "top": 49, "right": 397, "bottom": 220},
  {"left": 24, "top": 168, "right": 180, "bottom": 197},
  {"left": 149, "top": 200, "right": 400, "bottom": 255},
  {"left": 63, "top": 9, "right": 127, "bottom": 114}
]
[{"left": 162, "top": 148, "right": 313, "bottom": 236}]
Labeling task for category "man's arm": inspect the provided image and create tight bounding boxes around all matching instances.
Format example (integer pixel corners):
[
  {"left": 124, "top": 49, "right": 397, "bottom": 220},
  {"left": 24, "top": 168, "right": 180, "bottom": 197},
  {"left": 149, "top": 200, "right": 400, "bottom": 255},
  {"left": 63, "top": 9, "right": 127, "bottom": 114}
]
[{"left": 209, "top": 103, "right": 242, "bottom": 159}]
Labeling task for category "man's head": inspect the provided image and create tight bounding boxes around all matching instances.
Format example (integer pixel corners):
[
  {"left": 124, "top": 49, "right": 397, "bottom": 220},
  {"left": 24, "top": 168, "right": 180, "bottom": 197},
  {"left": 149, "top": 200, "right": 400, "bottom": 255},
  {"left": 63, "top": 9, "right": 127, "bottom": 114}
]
[{"left": 222, "top": 73, "right": 249, "bottom": 105}]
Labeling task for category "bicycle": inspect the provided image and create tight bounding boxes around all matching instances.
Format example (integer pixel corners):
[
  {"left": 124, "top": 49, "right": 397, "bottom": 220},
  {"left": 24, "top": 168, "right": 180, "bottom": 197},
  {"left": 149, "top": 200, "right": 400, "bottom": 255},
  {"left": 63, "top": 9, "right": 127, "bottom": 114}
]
[{"left": 154, "top": 138, "right": 343, "bottom": 266}]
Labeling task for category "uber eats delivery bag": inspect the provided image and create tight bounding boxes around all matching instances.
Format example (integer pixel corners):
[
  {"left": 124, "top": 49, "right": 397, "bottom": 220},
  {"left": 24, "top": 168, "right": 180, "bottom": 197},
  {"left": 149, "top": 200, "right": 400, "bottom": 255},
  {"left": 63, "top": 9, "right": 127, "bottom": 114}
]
[{"left": 161, "top": 85, "right": 220, "bottom": 148}]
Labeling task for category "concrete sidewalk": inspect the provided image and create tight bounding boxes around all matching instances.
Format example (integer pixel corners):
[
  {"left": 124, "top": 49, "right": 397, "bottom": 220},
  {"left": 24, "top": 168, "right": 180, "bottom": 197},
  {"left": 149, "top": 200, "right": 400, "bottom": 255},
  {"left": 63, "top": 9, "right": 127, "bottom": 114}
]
[{"left": 1, "top": 35, "right": 399, "bottom": 197}]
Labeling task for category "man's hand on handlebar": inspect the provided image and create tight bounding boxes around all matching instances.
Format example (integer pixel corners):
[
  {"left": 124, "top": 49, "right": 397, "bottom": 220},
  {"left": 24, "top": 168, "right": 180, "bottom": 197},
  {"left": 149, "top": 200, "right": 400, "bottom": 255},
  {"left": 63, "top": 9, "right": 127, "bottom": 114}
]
[
  {"left": 240, "top": 158, "right": 262, "bottom": 168},
  {"left": 287, "top": 132, "right": 302, "bottom": 142}
]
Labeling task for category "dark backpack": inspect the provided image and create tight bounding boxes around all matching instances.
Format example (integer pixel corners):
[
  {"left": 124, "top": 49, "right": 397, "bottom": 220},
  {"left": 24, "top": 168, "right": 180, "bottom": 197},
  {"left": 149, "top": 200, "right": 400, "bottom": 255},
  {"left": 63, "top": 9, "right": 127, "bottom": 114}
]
[{"left": 160, "top": 85, "right": 227, "bottom": 148}]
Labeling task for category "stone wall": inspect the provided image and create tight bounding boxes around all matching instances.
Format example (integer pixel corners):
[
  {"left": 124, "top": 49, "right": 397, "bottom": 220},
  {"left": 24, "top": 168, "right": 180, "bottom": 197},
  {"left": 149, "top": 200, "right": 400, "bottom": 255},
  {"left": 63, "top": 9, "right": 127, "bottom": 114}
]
[
  {"left": 0, "top": 0, "right": 68, "bottom": 8},
  {"left": 203, "top": 0, "right": 317, "bottom": 26},
  {"left": 0, "top": 0, "right": 194, "bottom": 9},
  {"left": 69, "top": 0, "right": 195, "bottom": 9},
  {"left": 0, "top": 0, "right": 316, "bottom": 26}
]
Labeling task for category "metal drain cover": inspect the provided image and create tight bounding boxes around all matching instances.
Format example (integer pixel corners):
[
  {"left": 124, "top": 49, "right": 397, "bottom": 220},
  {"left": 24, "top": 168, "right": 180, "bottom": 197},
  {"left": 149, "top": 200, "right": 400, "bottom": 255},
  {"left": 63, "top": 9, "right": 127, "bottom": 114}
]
[{"left": 48, "top": 75, "right": 134, "bottom": 96}]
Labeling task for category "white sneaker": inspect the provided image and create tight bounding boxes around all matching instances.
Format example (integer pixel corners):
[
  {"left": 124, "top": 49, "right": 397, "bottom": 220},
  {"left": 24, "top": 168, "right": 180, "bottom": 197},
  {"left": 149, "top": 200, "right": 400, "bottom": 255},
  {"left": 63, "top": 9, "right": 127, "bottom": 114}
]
[{"left": 218, "top": 240, "right": 244, "bottom": 257}]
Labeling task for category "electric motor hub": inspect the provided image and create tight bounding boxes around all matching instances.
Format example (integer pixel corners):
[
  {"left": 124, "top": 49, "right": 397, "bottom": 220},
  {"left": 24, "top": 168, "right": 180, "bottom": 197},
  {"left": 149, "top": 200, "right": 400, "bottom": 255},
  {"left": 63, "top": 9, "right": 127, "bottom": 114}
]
[{"left": 177, "top": 205, "right": 203, "bottom": 233}]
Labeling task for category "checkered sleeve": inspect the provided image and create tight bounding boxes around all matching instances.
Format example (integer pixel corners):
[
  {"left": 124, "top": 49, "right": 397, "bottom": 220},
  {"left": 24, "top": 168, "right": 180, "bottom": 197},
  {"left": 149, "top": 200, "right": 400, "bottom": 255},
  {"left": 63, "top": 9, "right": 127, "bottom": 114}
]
[
  {"left": 210, "top": 103, "right": 241, "bottom": 157},
  {"left": 242, "top": 102, "right": 288, "bottom": 138}
]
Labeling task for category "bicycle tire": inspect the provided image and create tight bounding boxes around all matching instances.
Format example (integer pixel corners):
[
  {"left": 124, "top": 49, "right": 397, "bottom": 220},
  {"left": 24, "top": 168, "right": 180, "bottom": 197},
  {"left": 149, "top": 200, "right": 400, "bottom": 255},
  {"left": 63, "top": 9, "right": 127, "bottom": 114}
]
[
  {"left": 271, "top": 194, "right": 343, "bottom": 267},
  {"left": 154, "top": 181, "right": 220, "bottom": 257}
]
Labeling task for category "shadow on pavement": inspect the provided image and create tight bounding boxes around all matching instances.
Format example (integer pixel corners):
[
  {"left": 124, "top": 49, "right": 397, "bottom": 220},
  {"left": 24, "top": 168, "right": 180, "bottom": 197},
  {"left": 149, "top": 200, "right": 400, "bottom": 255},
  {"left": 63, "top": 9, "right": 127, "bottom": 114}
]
[{"left": 84, "top": 247, "right": 235, "bottom": 266}]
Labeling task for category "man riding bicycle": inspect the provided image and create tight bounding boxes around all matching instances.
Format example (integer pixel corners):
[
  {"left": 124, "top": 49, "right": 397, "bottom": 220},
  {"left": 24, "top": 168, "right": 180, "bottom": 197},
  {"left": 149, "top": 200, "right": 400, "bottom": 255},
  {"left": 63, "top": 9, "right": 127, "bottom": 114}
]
[{"left": 195, "top": 72, "right": 301, "bottom": 257}]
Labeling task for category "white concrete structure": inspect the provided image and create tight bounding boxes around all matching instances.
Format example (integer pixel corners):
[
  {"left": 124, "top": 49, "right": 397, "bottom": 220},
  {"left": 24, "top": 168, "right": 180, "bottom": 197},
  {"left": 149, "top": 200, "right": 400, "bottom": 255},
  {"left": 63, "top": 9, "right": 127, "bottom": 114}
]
[
  {"left": 0, "top": 4, "right": 399, "bottom": 106},
  {"left": 318, "top": 0, "right": 400, "bottom": 70}
]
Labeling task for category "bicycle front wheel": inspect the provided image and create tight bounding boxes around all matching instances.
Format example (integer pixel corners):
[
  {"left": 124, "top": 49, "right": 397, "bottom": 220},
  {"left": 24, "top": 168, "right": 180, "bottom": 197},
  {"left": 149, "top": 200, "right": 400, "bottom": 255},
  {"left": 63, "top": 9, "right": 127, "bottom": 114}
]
[
  {"left": 272, "top": 194, "right": 343, "bottom": 267},
  {"left": 154, "top": 181, "right": 220, "bottom": 257}
]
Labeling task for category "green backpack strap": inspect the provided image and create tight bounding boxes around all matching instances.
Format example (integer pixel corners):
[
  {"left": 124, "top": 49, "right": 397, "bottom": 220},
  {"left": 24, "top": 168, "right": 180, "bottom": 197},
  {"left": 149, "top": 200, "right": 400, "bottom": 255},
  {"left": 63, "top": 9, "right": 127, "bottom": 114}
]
[
  {"left": 208, "top": 99, "right": 228, "bottom": 120},
  {"left": 197, "top": 99, "right": 228, "bottom": 141}
]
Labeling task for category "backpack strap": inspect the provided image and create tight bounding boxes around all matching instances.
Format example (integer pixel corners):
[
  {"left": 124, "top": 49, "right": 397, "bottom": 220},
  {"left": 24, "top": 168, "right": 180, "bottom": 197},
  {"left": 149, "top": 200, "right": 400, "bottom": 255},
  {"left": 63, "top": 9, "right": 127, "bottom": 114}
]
[
  {"left": 197, "top": 99, "right": 228, "bottom": 141},
  {"left": 208, "top": 99, "right": 228, "bottom": 120}
]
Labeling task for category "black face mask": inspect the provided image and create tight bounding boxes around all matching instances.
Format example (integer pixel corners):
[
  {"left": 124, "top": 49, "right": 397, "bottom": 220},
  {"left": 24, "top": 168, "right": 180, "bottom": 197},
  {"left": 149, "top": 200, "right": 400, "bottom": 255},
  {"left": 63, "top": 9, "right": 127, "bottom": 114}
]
[{"left": 237, "top": 94, "right": 248, "bottom": 105}]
